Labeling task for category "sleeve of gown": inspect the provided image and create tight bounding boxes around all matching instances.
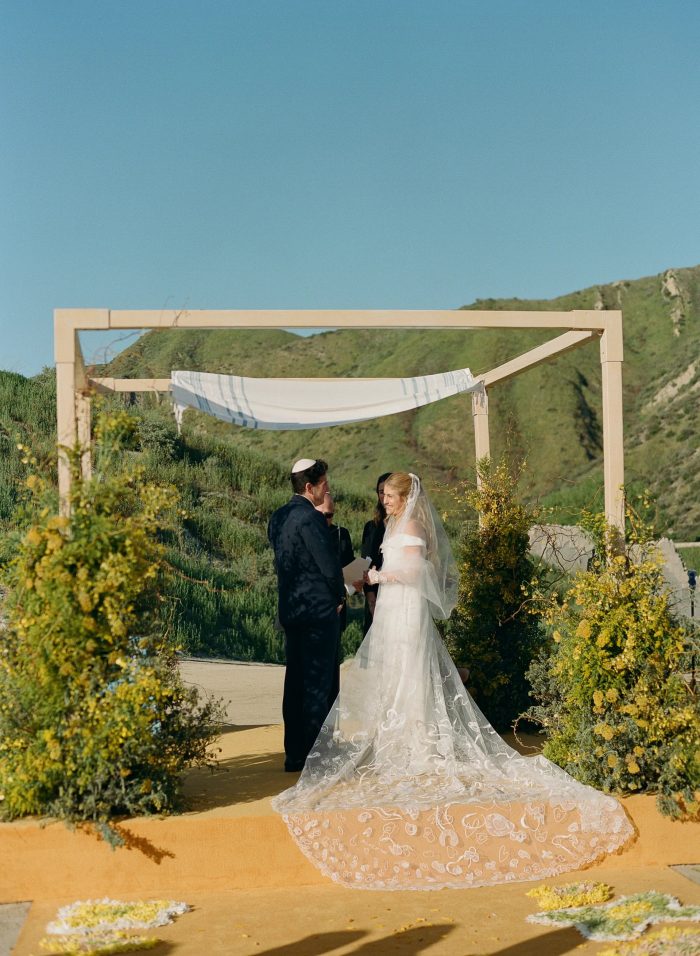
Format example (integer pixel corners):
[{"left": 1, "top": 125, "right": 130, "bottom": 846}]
[{"left": 370, "top": 530, "right": 426, "bottom": 587}]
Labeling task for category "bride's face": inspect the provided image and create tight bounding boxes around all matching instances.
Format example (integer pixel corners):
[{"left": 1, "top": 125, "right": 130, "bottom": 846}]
[{"left": 382, "top": 485, "right": 405, "bottom": 517}]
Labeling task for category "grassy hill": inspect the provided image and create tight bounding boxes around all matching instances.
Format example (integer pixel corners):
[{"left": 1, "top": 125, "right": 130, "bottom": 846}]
[
  {"left": 1, "top": 263, "right": 697, "bottom": 663},
  {"left": 105, "top": 265, "right": 700, "bottom": 538},
  {"left": 0, "top": 371, "right": 372, "bottom": 661}
]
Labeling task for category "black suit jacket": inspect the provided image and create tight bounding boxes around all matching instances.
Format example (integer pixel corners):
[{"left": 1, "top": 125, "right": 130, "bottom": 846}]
[
  {"left": 328, "top": 524, "right": 354, "bottom": 569},
  {"left": 268, "top": 496, "right": 345, "bottom": 628}
]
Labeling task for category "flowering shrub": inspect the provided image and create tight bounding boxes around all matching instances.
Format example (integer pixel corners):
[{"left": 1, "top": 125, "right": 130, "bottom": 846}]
[
  {"left": 444, "top": 458, "right": 545, "bottom": 728},
  {"left": 0, "top": 412, "right": 223, "bottom": 839},
  {"left": 527, "top": 508, "right": 700, "bottom": 820}
]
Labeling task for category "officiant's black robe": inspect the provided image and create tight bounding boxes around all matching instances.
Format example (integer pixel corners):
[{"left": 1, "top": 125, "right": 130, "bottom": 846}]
[{"left": 327, "top": 522, "right": 354, "bottom": 633}]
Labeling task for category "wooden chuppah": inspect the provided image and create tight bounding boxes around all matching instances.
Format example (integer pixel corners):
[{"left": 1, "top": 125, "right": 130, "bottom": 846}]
[{"left": 54, "top": 308, "right": 625, "bottom": 532}]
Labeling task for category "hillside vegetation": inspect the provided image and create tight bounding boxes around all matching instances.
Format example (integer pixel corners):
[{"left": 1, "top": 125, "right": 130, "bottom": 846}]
[
  {"left": 105, "top": 265, "right": 700, "bottom": 538},
  {"left": 1, "top": 264, "right": 698, "bottom": 662},
  {"left": 0, "top": 375, "right": 371, "bottom": 661}
]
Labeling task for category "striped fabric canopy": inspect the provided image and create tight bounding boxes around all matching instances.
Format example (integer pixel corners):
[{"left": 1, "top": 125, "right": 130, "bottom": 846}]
[{"left": 171, "top": 368, "right": 480, "bottom": 431}]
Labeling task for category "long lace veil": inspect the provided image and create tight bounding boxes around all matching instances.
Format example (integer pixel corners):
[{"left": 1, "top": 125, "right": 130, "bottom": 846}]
[{"left": 272, "top": 472, "right": 633, "bottom": 890}]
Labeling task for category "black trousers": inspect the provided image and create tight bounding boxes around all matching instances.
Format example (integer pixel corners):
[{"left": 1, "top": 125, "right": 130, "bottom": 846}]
[{"left": 282, "top": 613, "right": 341, "bottom": 769}]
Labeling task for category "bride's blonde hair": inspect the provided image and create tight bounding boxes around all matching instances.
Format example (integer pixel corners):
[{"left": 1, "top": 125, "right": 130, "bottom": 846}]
[
  {"left": 384, "top": 472, "right": 412, "bottom": 515},
  {"left": 386, "top": 472, "right": 438, "bottom": 555}
]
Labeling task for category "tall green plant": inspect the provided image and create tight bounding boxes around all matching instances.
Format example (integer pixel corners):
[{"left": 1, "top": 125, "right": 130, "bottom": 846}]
[
  {"left": 0, "top": 411, "right": 223, "bottom": 840},
  {"left": 444, "top": 458, "right": 544, "bottom": 729},
  {"left": 527, "top": 507, "right": 700, "bottom": 820}
]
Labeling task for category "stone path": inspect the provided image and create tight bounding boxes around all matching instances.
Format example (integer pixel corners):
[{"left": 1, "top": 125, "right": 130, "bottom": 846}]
[
  {"left": 179, "top": 657, "right": 284, "bottom": 725},
  {"left": 0, "top": 903, "right": 29, "bottom": 956}
]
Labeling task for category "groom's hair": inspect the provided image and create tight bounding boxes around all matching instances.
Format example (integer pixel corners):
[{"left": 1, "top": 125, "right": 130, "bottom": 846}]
[{"left": 291, "top": 459, "right": 328, "bottom": 494}]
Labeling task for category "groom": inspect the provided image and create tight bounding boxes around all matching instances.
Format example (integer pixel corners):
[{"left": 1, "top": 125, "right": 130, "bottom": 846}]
[{"left": 268, "top": 458, "right": 347, "bottom": 772}]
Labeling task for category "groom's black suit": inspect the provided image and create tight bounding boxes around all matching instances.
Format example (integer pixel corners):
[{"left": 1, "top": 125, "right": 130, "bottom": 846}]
[{"left": 268, "top": 495, "right": 346, "bottom": 770}]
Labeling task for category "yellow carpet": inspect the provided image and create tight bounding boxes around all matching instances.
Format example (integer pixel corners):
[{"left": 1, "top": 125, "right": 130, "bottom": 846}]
[{"left": 6, "top": 724, "right": 700, "bottom": 955}]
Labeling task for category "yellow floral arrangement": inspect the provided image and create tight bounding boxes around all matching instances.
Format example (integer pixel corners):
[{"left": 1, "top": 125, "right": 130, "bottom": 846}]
[
  {"left": 39, "top": 931, "right": 158, "bottom": 955},
  {"left": 38, "top": 898, "right": 189, "bottom": 955},
  {"left": 526, "top": 880, "right": 613, "bottom": 910},
  {"left": 527, "top": 891, "right": 700, "bottom": 941},
  {"left": 599, "top": 925, "right": 700, "bottom": 955}
]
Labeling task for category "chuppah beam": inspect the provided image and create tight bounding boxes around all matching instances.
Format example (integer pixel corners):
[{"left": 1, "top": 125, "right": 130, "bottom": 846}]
[
  {"left": 54, "top": 308, "right": 627, "bottom": 537},
  {"left": 480, "top": 330, "right": 599, "bottom": 387},
  {"left": 89, "top": 377, "right": 172, "bottom": 394},
  {"left": 56, "top": 308, "right": 612, "bottom": 332}
]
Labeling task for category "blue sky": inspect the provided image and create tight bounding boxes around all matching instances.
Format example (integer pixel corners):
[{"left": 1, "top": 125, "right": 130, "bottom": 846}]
[{"left": 2, "top": 0, "right": 699, "bottom": 375}]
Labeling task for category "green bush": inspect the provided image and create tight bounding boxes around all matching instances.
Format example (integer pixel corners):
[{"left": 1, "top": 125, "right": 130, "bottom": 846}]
[
  {"left": 444, "top": 458, "right": 545, "bottom": 729},
  {"left": 0, "top": 412, "right": 223, "bottom": 840},
  {"left": 527, "top": 508, "right": 700, "bottom": 820}
]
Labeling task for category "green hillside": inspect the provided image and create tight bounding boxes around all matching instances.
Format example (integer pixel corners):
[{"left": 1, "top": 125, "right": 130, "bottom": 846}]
[
  {"left": 0, "top": 377, "right": 372, "bottom": 662},
  {"left": 106, "top": 265, "right": 700, "bottom": 538},
  {"left": 1, "top": 263, "right": 697, "bottom": 663}
]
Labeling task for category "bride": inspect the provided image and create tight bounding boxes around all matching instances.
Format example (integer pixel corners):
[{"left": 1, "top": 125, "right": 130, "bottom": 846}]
[{"left": 272, "top": 472, "right": 633, "bottom": 890}]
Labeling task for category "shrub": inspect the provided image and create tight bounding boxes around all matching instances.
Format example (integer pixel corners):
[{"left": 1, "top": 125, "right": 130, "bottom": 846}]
[
  {"left": 444, "top": 458, "right": 545, "bottom": 729},
  {"left": 527, "top": 507, "right": 700, "bottom": 820},
  {"left": 0, "top": 412, "right": 223, "bottom": 840}
]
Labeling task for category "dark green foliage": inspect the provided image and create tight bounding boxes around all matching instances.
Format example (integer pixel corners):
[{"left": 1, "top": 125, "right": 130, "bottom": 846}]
[
  {"left": 0, "top": 369, "right": 56, "bottom": 523},
  {"left": 0, "top": 414, "right": 223, "bottom": 837},
  {"left": 444, "top": 459, "right": 545, "bottom": 729}
]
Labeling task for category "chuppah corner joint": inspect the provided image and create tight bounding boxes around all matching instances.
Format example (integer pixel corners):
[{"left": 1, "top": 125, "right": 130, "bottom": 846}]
[{"left": 54, "top": 308, "right": 625, "bottom": 534}]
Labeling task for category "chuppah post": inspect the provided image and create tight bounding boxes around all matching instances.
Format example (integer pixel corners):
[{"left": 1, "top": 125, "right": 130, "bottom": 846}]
[
  {"left": 600, "top": 313, "right": 625, "bottom": 546},
  {"left": 55, "top": 320, "right": 78, "bottom": 516},
  {"left": 472, "top": 384, "right": 490, "bottom": 524}
]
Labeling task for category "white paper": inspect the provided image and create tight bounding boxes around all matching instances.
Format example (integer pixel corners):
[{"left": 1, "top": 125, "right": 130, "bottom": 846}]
[{"left": 343, "top": 555, "right": 371, "bottom": 586}]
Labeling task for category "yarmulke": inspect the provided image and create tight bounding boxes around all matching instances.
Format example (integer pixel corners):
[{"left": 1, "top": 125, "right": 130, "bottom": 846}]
[{"left": 291, "top": 458, "right": 317, "bottom": 474}]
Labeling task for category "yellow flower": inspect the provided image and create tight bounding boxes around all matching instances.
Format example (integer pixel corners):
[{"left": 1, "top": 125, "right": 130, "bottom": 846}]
[
  {"left": 605, "top": 688, "right": 619, "bottom": 702},
  {"left": 594, "top": 723, "right": 615, "bottom": 741},
  {"left": 26, "top": 527, "right": 43, "bottom": 547},
  {"left": 593, "top": 690, "right": 604, "bottom": 707},
  {"left": 607, "top": 753, "right": 619, "bottom": 768},
  {"left": 576, "top": 620, "right": 592, "bottom": 640},
  {"left": 526, "top": 881, "right": 612, "bottom": 910},
  {"left": 626, "top": 760, "right": 640, "bottom": 774}
]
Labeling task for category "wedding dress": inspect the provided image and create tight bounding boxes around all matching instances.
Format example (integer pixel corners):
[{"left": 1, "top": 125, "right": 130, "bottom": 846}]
[{"left": 272, "top": 475, "right": 633, "bottom": 890}]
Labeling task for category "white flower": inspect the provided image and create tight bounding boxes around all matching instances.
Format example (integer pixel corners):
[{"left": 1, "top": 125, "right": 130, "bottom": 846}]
[{"left": 484, "top": 813, "right": 515, "bottom": 838}]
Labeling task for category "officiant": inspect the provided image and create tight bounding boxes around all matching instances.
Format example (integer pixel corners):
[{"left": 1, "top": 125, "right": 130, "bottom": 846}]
[{"left": 315, "top": 493, "right": 354, "bottom": 633}]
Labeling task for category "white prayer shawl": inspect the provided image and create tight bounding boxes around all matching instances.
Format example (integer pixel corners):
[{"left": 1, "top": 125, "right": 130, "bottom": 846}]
[{"left": 171, "top": 368, "right": 480, "bottom": 431}]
